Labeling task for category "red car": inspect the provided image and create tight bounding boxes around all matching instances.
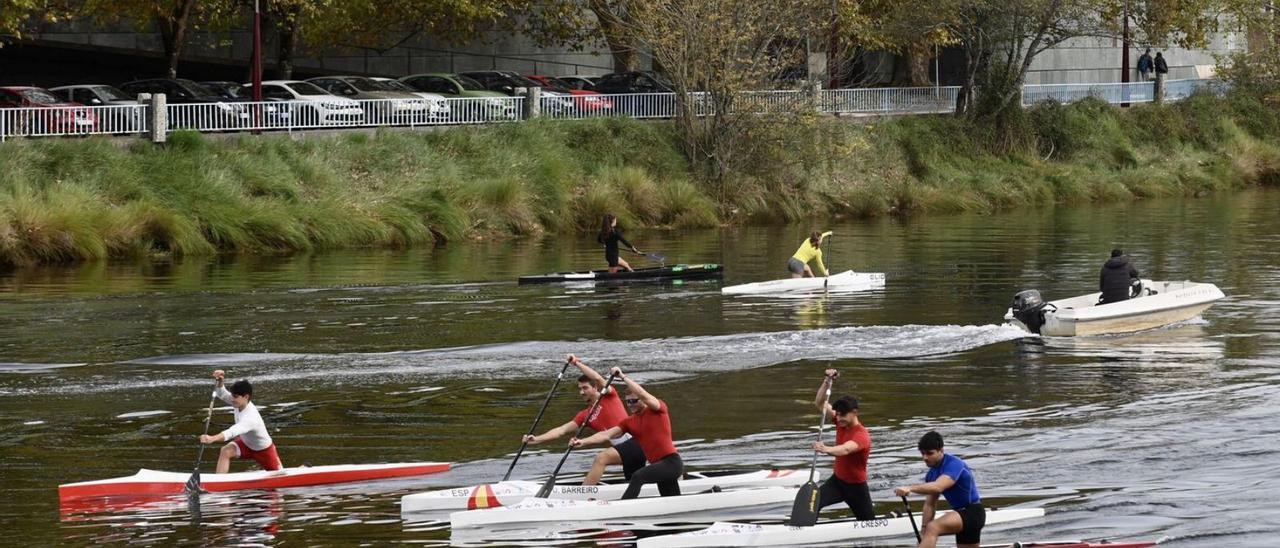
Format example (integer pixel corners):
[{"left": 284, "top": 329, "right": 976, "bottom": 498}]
[
  {"left": 0, "top": 86, "right": 98, "bottom": 135},
  {"left": 524, "top": 75, "right": 614, "bottom": 112}
]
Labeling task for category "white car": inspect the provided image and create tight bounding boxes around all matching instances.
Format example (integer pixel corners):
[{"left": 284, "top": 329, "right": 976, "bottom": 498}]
[
  {"left": 369, "top": 77, "right": 451, "bottom": 121},
  {"left": 252, "top": 80, "right": 364, "bottom": 125}
]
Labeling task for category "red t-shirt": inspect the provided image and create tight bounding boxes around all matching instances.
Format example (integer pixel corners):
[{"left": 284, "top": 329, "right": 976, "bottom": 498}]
[
  {"left": 573, "top": 389, "right": 628, "bottom": 432},
  {"left": 833, "top": 422, "right": 871, "bottom": 484},
  {"left": 618, "top": 399, "right": 677, "bottom": 462}
]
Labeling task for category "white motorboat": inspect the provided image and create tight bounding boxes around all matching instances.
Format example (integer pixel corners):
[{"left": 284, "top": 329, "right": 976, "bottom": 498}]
[
  {"left": 402, "top": 468, "right": 809, "bottom": 513},
  {"left": 722, "top": 271, "right": 885, "bottom": 295},
  {"left": 637, "top": 507, "right": 1046, "bottom": 547},
  {"left": 449, "top": 486, "right": 798, "bottom": 528},
  {"left": 1005, "top": 279, "right": 1224, "bottom": 337}
]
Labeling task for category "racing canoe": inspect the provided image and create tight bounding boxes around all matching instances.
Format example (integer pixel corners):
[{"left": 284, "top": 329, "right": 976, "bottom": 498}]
[
  {"left": 721, "top": 270, "right": 885, "bottom": 295},
  {"left": 450, "top": 486, "right": 798, "bottom": 528},
  {"left": 636, "top": 507, "right": 1046, "bottom": 547},
  {"left": 982, "top": 542, "right": 1157, "bottom": 548},
  {"left": 402, "top": 469, "right": 811, "bottom": 513},
  {"left": 517, "top": 264, "right": 723, "bottom": 284},
  {"left": 59, "top": 462, "right": 451, "bottom": 502}
]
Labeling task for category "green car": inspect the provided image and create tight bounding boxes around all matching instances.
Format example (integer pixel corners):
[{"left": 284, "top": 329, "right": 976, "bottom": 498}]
[{"left": 399, "top": 73, "right": 518, "bottom": 122}]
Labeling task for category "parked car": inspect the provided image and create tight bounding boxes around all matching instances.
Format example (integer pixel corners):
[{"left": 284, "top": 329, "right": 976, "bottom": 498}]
[
  {"left": 461, "top": 70, "right": 576, "bottom": 114},
  {"left": 119, "top": 78, "right": 248, "bottom": 129},
  {"left": 368, "top": 77, "right": 451, "bottom": 121},
  {"left": 592, "top": 71, "right": 674, "bottom": 94},
  {"left": 524, "top": 74, "right": 613, "bottom": 113},
  {"left": 591, "top": 72, "right": 676, "bottom": 116},
  {"left": 399, "top": 73, "right": 517, "bottom": 121},
  {"left": 307, "top": 75, "right": 430, "bottom": 123},
  {"left": 252, "top": 80, "right": 363, "bottom": 125},
  {"left": 0, "top": 86, "right": 97, "bottom": 135},
  {"left": 556, "top": 75, "right": 599, "bottom": 91},
  {"left": 49, "top": 84, "right": 144, "bottom": 133},
  {"left": 198, "top": 81, "right": 292, "bottom": 127}
]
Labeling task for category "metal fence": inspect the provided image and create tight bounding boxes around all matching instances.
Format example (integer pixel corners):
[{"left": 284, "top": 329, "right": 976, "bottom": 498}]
[{"left": 0, "top": 79, "right": 1221, "bottom": 141}]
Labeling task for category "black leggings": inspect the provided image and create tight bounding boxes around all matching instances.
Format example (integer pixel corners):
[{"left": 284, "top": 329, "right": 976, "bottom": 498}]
[
  {"left": 817, "top": 476, "right": 875, "bottom": 520},
  {"left": 621, "top": 453, "right": 683, "bottom": 499}
]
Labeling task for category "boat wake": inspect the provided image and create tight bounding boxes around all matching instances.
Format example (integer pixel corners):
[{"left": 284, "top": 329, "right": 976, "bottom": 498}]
[{"left": 2, "top": 324, "right": 1028, "bottom": 396}]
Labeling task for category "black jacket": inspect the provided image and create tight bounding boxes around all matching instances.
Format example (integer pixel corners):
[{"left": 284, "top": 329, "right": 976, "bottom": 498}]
[{"left": 1099, "top": 255, "right": 1140, "bottom": 304}]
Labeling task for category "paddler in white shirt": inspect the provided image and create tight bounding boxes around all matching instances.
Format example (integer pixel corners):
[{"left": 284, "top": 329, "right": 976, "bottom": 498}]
[{"left": 197, "top": 369, "right": 283, "bottom": 472}]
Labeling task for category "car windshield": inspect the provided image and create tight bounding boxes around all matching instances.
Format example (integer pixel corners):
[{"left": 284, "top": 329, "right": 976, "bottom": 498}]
[
  {"left": 542, "top": 78, "right": 573, "bottom": 93},
  {"left": 205, "top": 83, "right": 240, "bottom": 97},
  {"left": 285, "top": 82, "right": 331, "bottom": 96},
  {"left": 96, "top": 86, "right": 132, "bottom": 101},
  {"left": 20, "top": 89, "right": 62, "bottom": 104},
  {"left": 377, "top": 80, "right": 415, "bottom": 92},
  {"left": 175, "top": 79, "right": 215, "bottom": 97},
  {"left": 347, "top": 78, "right": 384, "bottom": 92},
  {"left": 456, "top": 75, "right": 487, "bottom": 91},
  {"left": 505, "top": 74, "right": 543, "bottom": 87}
]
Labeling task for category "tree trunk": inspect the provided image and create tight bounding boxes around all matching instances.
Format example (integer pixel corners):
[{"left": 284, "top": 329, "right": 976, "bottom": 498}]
[
  {"left": 276, "top": 11, "right": 299, "bottom": 80},
  {"left": 588, "top": 0, "right": 637, "bottom": 72},
  {"left": 892, "top": 42, "right": 933, "bottom": 87},
  {"left": 155, "top": 0, "right": 198, "bottom": 78}
]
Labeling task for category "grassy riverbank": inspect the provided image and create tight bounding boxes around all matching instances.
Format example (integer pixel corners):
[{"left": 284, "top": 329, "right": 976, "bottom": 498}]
[{"left": 2, "top": 92, "right": 1278, "bottom": 266}]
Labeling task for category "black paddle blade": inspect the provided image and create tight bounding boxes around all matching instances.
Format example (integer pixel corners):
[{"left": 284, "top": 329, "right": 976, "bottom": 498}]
[
  {"left": 534, "top": 475, "right": 556, "bottom": 499},
  {"left": 184, "top": 472, "right": 203, "bottom": 496},
  {"left": 786, "top": 481, "right": 820, "bottom": 526}
]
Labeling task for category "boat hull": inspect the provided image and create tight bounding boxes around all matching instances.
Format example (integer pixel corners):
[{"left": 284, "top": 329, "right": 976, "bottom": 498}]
[
  {"left": 518, "top": 264, "right": 723, "bottom": 284},
  {"left": 638, "top": 507, "right": 1046, "bottom": 547},
  {"left": 721, "top": 271, "right": 886, "bottom": 295},
  {"left": 402, "top": 469, "right": 809, "bottom": 513},
  {"left": 449, "top": 486, "right": 798, "bottom": 528},
  {"left": 1005, "top": 280, "right": 1224, "bottom": 337},
  {"left": 59, "top": 462, "right": 451, "bottom": 502}
]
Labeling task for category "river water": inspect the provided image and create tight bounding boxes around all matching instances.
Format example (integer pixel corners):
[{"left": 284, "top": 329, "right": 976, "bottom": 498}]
[{"left": 1, "top": 189, "right": 1277, "bottom": 546}]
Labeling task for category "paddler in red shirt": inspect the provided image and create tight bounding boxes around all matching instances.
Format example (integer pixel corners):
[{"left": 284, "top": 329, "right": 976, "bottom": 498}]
[
  {"left": 571, "top": 366, "right": 682, "bottom": 499},
  {"left": 811, "top": 368, "right": 874, "bottom": 519},
  {"left": 520, "top": 355, "right": 647, "bottom": 484}
]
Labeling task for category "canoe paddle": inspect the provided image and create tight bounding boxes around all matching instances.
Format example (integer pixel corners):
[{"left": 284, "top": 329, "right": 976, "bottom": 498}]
[
  {"left": 503, "top": 358, "right": 574, "bottom": 481},
  {"left": 626, "top": 248, "right": 667, "bottom": 264},
  {"left": 787, "top": 371, "right": 837, "bottom": 526},
  {"left": 184, "top": 380, "right": 220, "bottom": 496},
  {"left": 534, "top": 370, "right": 619, "bottom": 498},
  {"left": 902, "top": 495, "right": 921, "bottom": 543}
]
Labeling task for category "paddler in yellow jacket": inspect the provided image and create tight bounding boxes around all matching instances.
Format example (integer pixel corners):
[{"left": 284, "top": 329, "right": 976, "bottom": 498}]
[{"left": 789, "top": 231, "right": 833, "bottom": 278}]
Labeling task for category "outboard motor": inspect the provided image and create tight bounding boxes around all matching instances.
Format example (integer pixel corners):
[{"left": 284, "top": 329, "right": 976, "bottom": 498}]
[{"left": 1011, "top": 289, "right": 1051, "bottom": 334}]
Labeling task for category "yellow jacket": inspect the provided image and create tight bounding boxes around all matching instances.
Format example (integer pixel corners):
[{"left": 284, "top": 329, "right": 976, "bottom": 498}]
[{"left": 791, "top": 231, "right": 833, "bottom": 276}]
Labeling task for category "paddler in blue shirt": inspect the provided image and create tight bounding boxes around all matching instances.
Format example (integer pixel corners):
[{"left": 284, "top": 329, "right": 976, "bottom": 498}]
[
  {"left": 894, "top": 431, "right": 984, "bottom": 548},
  {"left": 789, "top": 231, "right": 832, "bottom": 278}
]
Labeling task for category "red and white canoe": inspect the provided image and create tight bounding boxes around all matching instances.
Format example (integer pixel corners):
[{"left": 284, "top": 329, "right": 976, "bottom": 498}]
[{"left": 58, "top": 462, "right": 450, "bottom": 502}]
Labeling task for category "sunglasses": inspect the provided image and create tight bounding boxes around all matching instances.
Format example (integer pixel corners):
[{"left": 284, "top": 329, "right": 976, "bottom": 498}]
[{"left": 624, "top": 398, "right": 641, "bottom": 404}]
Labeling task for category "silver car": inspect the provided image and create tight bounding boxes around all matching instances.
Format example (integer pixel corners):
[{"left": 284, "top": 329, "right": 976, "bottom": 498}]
[{"left": 307, "top": 76, "right": 431, "bottom": 124}]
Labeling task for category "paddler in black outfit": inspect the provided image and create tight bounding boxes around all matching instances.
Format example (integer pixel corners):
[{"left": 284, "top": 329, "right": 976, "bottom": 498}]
[
  {"left": 1099, "top": 248, "right": 1141, "bottom": 304},
  {"left": 599, "top": 213, "right": 641, "bottom": 273}
]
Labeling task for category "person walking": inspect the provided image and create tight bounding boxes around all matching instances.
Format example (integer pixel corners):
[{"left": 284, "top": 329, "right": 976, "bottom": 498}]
[
  {"left": 1154, "top": 52, "right": 1169, "bottom": 76},
  {"left": 1137, "top": 49, "right": 1154, "bottom": 80}
]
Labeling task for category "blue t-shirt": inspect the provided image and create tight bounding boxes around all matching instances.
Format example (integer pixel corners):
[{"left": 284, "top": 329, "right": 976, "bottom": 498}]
[{"left": 923, "top": 453, "right": 980, "bottom": 509}]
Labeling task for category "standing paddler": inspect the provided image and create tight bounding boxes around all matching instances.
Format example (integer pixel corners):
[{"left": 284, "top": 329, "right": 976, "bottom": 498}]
[
  {"left": 520, "top": 354, "right": 647, "bottom": 484},
  {"left": 894, "top": 431, "right": 984, "bottom": 548},
  {"left": 571, "top": 366, "right": 682, "bottom": 499},
  {"left": 809, "top": 368, "right": 875, "bottom": 520},
  {"left": 790, "top": 230, "right": 833, "bottom": 278},
  {"left": 197, "top": 369, "right": 283, "bottom": 473}
]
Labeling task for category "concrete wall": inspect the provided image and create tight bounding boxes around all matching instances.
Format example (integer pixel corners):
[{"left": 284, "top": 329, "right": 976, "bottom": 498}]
[{"left": 1023, "top": 33, "right": 1244, "bottom": 84}]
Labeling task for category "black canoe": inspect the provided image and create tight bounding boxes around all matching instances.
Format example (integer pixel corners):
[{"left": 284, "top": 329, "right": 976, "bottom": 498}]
[{"left": 518, "top": 264, "right": 724, "bottom": 284}]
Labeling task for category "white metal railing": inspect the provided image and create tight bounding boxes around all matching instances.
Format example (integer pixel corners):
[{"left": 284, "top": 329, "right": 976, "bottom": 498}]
[
  {"left": 822, "top": 86, "right": 960, "bottom": 114},
  {"left": 0, "top": 80, "right": 1222, "bottom": 141}
]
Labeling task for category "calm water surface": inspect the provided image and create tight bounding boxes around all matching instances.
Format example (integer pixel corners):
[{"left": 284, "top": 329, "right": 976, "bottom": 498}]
[{"left": 1, "top": 189, "right": 1278, "bottom": 546}]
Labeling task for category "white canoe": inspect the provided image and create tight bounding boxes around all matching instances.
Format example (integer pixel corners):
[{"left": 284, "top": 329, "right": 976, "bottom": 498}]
[
  {"left": 450, "top": 486, "right": 799, "bottom": 528},
  {"left": 722, "top": 271, "right": 885, "bottom": 295},
  {"left": 59, "top": 462, "right": 451, "bottom": 502},
  {"left": 638, "top": 507, "right": 1046, "bottom": 547},
  {"left": 1005, "top": 280, "right": 1224, "bottom": 337},
  {"left": 402, "top": 468, "right": 810, "bottom": 514}
]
